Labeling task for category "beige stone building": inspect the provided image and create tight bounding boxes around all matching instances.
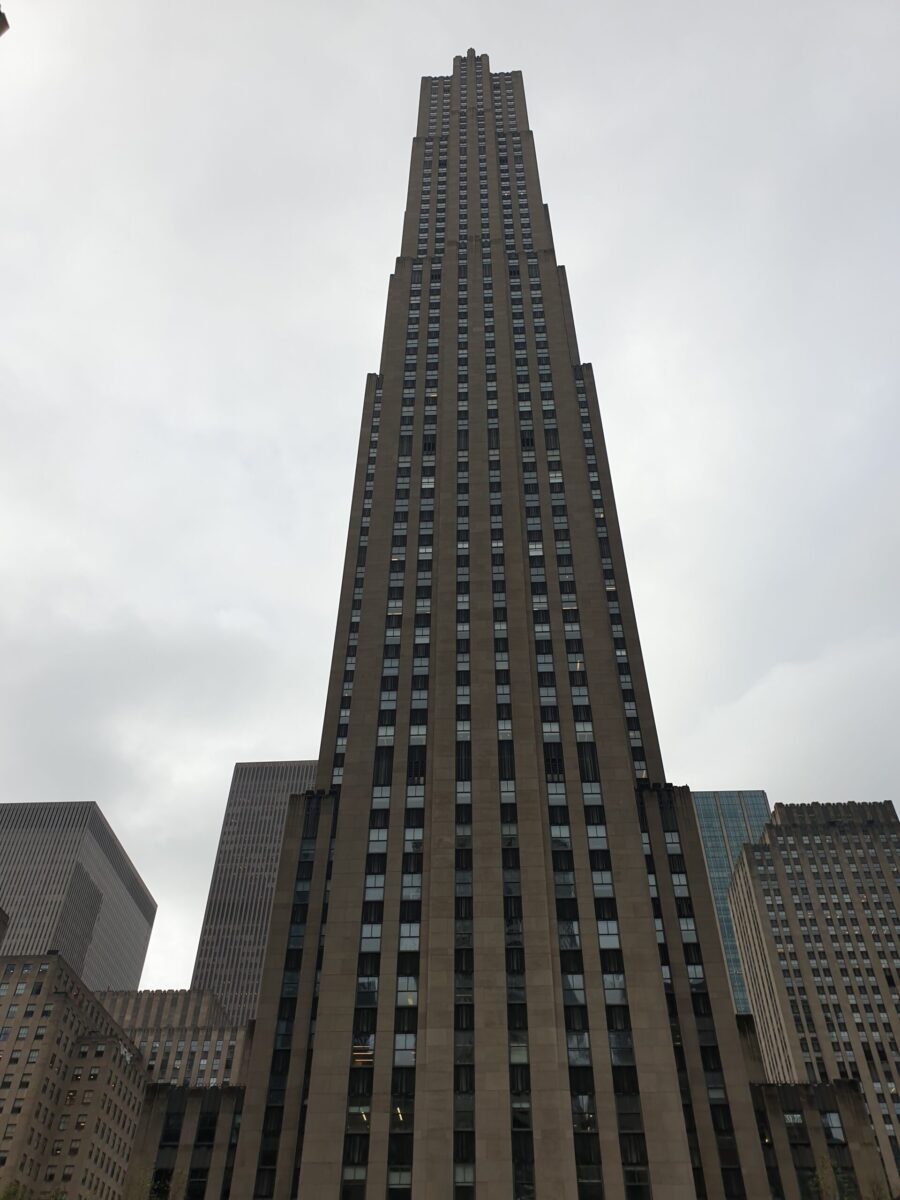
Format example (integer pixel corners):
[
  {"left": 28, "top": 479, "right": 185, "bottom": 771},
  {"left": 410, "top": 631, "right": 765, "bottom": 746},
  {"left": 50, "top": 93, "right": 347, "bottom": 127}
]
[
  {"left": 213, "top": 48, "right": 891, "bottom": 1200},
  {"left": 730, "top": 801, "right": 900, "bottom": 1194},
  {"left": 735, "top": 1001, "right": 891, "bottom": 1198},
  {"left": 87, "top": 989, "right": 251, "bottom": 1198},
  {"left": 124, "top": 1083, "right": 244, "bottom": 1200},
  {"left": 36, "top": 44, "right": 887, "bottom": 1200},
  {"left": 0, "top": 953, "right": 145, "bottom": 1199},
  {"left": 95, "top": 990, "right": 249, "bottom": 1091}
]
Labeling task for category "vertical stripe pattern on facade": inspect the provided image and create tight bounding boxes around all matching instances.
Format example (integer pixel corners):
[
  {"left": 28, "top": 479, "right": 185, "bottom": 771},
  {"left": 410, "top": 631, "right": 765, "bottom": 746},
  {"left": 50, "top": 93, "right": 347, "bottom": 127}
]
[{"left": 192, "top": 760, "right": 317, "bottom": 1024}]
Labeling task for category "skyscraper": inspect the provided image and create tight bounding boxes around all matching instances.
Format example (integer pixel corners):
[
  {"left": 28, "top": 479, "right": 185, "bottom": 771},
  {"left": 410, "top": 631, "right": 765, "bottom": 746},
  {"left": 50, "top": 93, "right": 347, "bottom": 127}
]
[
  {"left": 0, "top": 801, "right": 155, "bottom": 990},
  {"left": 192, "top": 760, "right": 318, "bottom": 1023},
  {"left": 692, "top": 791, "right": 770, "bottom": 1014},
  {"left": 223, "top": 51, "right": 878, "bottom": 1200}
]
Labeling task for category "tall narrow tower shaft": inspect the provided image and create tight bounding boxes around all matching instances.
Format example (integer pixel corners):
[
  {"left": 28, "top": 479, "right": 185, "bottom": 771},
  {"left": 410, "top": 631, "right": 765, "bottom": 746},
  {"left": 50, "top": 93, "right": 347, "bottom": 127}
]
[{"left": 232, "top": 51, "right": 771, "bottom": 1200}]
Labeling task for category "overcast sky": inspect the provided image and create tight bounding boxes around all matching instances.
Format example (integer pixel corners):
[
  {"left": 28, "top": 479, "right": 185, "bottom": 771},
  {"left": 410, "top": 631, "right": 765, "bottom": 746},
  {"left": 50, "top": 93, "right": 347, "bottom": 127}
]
[{"left": 1, "top": 1, "right": 898, "bottom": 990}]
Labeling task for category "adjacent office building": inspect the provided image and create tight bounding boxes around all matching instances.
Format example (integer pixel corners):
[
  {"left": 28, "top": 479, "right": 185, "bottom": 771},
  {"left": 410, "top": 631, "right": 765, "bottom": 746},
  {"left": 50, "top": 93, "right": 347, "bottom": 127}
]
[
  {"left": 731, "top": 801, "right": 900, "bottom": 1192},
  {"left": 0, "top": 952, "right": 147, "bottom": 1197},
  {"left": 0, "top": 802, "right": 156, "bottom": 991},
  {"left": 215, "top": 50, "right": 887, "bottom": 1200},
  {"left": 192, "top": 760, "right": 318, "bottom": 1024},
  {"left": 692, "top": 791, "right": 770, "bottom": 1014}
]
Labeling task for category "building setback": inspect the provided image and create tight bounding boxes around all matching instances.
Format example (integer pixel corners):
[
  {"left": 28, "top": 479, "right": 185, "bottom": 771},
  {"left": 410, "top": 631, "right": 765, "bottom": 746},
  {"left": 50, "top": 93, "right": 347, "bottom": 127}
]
[
  {"left": 215, "top": 49, "right": 888, "bottom": 1200},
  {"left": 192, "top": 761, "right": 317, "bottom": 1024},
  {"left": 91, "top": 989, "right": 253, "bottom": 1196},
  {"left": 692, "top": 791, "right": 771, "bottom": 1014},
  {"left": 0, "top": 802, "right": 156, "bottom": 991},
  {"left": 96, "top": 988, "right": 250, "bottom": 1090},
  {"left": 730, "top": 800, "right": 900, "bottom": 1193},
  {"left": 749, "top": 1078, "right": 888, "bottom": 1199}
]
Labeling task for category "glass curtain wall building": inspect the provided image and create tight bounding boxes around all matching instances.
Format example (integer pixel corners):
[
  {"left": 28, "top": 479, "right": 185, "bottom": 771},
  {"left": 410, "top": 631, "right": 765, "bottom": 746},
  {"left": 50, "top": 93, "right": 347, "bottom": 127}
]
[{"left": 692, "top": 791, "right": 770, "bottom": 1014}]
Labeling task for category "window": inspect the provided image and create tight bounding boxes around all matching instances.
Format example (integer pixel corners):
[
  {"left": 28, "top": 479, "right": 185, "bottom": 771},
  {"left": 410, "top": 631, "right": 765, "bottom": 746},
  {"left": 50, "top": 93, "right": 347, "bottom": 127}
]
[
  {"left": 822, "top": 1111, "right": 845, "bottom": 1144},
  {"left": 394, "top": 1034, "right": 416, "bottom": 1066},
  {"left": 399, "top": 924, "right": 420, "bottom": 951}
]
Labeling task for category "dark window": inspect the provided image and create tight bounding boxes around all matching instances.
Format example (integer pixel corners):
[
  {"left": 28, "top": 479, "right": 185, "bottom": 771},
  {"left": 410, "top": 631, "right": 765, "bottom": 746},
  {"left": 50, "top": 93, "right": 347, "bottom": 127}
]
[
  {"left": 391, "top": 1067, "right": 416, "bottom": 1098},
  {"left": 456, "top": 741, "right": 472, "bottom": 782},
  {"left": 508, "top": 1004, "right": 528, "bottom": 1031},
  {"left": 388, "top": 1132, "right": 414, "bottom": 1165},
  {"left": 606, "top": 1006, "right": 631, "bottom": 1032},
  {"left": 509, "top": 1065, "right": 531, "bottom": 1095},
  {"left": 612, "top": 1066, "right": 639, "bottom": 1095},
  {"left": 544, "top": 742, "right": 565, "bottom": 783},
  {"left": 619, "top": 1133, "right": 647, "bottom": 1165},
  {"left": 574, "top": 1133, "right": 602, "bottom": 1165},
  {"left": 455, "top": 1064, "right": 474, "bottom": 1092},
  {"left": 407, "top": 745, "right": 427, "bottom": 785},
  {"left": 254, "top": 1170, "right": 275, "bottom": 1197},
  {"left": 577, "top": 743, "right": 600, "bottom": 784},
  {"left": 348, "top": 1068, "right": 374, "bottom": 1098},
  {"left": 373, "top": 746, "right": 394, "bottom": 787},
  {"left": 395, "top": 1007, "right": 418, "bottom": 1033},
  {"left": 343, "top": 1134, "right": 369, "bottom": 1165},
  {"left": 721, "top": 1168, "right": 746, "bottom": 1198},
  {"left": 498, "top": 740, "right": 516, "bottom": 782}
]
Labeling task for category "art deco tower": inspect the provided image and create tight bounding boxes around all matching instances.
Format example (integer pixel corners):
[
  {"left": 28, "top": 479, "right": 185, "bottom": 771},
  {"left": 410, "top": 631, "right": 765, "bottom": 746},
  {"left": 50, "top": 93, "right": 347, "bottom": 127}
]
[{"left": 231, "top": 50, "right": 777, "bottom": 1200}]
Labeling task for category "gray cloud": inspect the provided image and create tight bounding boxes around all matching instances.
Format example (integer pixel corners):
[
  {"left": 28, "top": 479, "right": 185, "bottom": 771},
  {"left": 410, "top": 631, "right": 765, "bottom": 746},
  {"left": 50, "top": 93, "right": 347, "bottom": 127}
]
[
  {"left": 0, "top": 614, "right": 312, "bottom": 981},
  {"left": 1, "top": 0, "right": 898, "bottom": 986}
]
